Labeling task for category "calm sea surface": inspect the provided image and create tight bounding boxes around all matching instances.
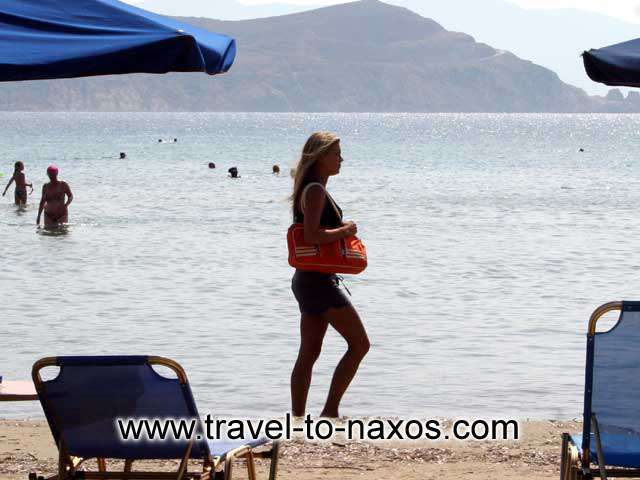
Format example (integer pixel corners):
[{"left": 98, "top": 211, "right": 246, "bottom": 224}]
[{"left": 2, "top": 112, "right": 640, "bottom": 420}]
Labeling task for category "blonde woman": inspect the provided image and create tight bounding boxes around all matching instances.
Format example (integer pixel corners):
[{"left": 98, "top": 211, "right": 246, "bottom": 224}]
[{"left": 290, "top": 132, "right": 370, "bottom": 418}]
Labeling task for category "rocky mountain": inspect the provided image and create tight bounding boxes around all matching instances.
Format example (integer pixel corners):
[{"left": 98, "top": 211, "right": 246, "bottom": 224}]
[
  {"left": 133, "top": 0, "right": 316, "bottom": 21},
  {"left": 129, "top": 0, "right": 640, "bottom": 96},
  {"left": 391, "top": 0, "right": 640, "bottom": 96},
  {"left": 0, "top": 0, "right": 631, "bottom": 112}
]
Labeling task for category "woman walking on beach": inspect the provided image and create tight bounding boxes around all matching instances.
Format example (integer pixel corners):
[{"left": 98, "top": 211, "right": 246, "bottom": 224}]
[
  {"left": 2, "top": 161, "right": 33, "bottom": 206},
  {"left": 36, "top": 165, "right": 73, "bottom": 228},
  {"left": 290, "top": 132, "right": 369, "bottom": 418}
]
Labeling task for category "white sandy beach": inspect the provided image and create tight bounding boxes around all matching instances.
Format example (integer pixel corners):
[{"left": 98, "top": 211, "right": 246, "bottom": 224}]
[{"left": 0, "top": 419, "right": 576, "bottom": 480}]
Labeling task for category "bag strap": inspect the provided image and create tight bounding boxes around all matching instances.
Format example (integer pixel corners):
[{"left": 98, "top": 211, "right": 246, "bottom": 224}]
[{"left": 301, "top": 182, "right": 342, "bottom": 219}]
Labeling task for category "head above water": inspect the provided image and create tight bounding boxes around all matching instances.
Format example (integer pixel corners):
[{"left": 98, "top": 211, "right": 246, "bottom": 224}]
[
  {"left": 291, "top": 131, "right": 342, "bottom": 208},
  {"left": 208, "top": 162, "right": 216, "bottom": 169},
  {"left": 14, "top": 161, "right": 24, "bottom": 173},
  {"left": 228, "top": 167, "right": 239, "bottom": 178},
  {"left": 47, "top": 164, "right": 59, "bottom": 180}
]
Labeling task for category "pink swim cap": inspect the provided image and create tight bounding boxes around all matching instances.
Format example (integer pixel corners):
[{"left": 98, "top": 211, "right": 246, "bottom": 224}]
[{"left": 47, "top": 165, "right": 58, "bottom": 176}]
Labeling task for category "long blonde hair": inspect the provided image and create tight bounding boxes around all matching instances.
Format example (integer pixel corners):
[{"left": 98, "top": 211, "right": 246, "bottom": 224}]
[{"left": 291, "top": 132, "right": 340, "bottom": 214}]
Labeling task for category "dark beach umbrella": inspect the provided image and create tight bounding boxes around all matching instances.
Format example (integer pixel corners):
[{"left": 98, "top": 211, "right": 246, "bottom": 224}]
[
  {"left": 583, "top": 38, "right": 640, "bottom": 87},
  {"left": 0, "top": 0, "right": 236, "bottom": 82}
]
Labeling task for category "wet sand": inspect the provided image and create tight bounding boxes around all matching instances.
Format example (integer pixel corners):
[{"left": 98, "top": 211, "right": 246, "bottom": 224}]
[{"left": 0, "top": 419, "right": 577, "bottom": 479}]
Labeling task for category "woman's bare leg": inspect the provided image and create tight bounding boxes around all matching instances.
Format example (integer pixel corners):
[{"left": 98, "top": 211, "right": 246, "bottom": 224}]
[
  {"left": 320, "top": 305, "right": 370, "bottom": 418},
  {"left": 290, "top": 313, "right": 329, "bottom": 417}
]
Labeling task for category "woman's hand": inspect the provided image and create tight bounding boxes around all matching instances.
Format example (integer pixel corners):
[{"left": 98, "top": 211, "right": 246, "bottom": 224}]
[{"left": 342, "top": 221, "right": 357, "bottom": 236}]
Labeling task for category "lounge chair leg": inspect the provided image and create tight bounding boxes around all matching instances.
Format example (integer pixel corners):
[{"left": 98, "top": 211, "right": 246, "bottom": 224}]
[
  {"left": 97, "top": 459, "right": 107, "bottom": 473},
  {"left": 560, "top": 434, "right": 580, "bottom": 480},
  {"left": 123, "top": 459, "right": 133, "bottom": 480},
  {"left": 57, "top": 440, "right": 74, "bottom": 480},
  {"left": 224, "top": 455, "right": 234, "bottom": 480},
  {"left": 591, "top": 416, "right": 608, "bottom": 480},
  {"left": 176, "top": 440, "right": 194, "bottom": 480},
  {"left": 245, "top": 451, "right": 256, "bottom": 480},
  {"left": 561, "top": 434, "right": 569, "bottom": 480},
  {"left": 268, "top": 442, "right": 280, "bottom": 480}
]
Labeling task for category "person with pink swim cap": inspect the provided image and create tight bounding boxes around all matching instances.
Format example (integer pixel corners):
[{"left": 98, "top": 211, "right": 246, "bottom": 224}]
[{"left": 36, "top": 165, "right": 73, "bottom": 228}]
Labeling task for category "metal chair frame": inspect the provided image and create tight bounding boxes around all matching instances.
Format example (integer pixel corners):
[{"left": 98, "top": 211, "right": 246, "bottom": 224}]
[
  {"left": 30, "top": 356, "right": 280, "bottom": 480},
  {"left": 561, "top": 302, "right": 640, "bottom": 479}
]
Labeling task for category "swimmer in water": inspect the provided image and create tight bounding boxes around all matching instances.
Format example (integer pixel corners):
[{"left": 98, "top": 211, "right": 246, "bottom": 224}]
[
  {"left": 120, "top": 152, "right": 127, "bottom": 159},
  {"left": 2, "top": 161, "right": 33, "bottom": 206},
  {"left": 272, "top": 164, "right": 280, "bottom": 174},
  {"left": 228, "top": 167, "right": 240, "bottom": 178},
  {"left": 208, "top": 162, "right": 216, "bottom": 169},
  {"left": 36, "top": 165, "right": 73, "bottom": 228}
]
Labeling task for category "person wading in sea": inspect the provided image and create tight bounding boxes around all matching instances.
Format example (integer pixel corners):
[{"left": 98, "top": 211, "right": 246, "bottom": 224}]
[
  {"left": 289, "top": 132, "right": 370, "bottom": 418},
  {"left": 2, "top": 161, "right": 33, "bottom": 206},
  {"left": 36, "top": 165, "right": 73, "bottom": 228}
]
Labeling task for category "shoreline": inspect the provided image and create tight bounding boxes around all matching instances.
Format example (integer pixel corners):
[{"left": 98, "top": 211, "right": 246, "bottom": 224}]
[{"left": 0, "top": 419, "right": 577, "bottom": 480}]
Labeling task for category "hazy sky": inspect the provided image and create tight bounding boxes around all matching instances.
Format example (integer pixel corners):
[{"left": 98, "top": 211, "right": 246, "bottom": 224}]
[
  {"left": 128, "top": 0, "right": 640, "bottom": 22},
  {"left": 511, "top": 0, "right": 639, "bottom": 20},
  {"left": 236, "top": 0, "right": 640, "bottom": 22}
]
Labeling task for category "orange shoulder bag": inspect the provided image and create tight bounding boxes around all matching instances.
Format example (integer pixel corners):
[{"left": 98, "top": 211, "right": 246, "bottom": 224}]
[{"left": 287, "top": 183, "right": 367, "bottom": 275}]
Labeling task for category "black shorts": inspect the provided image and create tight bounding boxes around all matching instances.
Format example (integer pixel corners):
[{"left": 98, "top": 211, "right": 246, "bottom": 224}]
[
  {"left": 291, "top": 270, "right": 351, "bottom": 316},
  {"left": 15, "top": 188, "right": 27, "bottom": 203}
]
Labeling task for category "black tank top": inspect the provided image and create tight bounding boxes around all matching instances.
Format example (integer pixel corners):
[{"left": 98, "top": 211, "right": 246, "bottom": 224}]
[{"left": 294, "top": 185, "right": 343, "bottom": 228}]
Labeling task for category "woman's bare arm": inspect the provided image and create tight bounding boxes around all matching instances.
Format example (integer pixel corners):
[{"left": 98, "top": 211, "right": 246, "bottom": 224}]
[
  {"left": 36, "top": 185, "right": 46, "bottom": 225},
  {"left": 63, "top": 182, "right": 73, "bottom": 206}
]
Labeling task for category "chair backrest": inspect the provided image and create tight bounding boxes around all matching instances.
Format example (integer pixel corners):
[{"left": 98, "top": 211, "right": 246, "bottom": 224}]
[
  {"left": 33, "top": 356, "right": 211, "bottom": 460},
  {"left": 584, "top": 302, "right": 640, "bottom": 454}
]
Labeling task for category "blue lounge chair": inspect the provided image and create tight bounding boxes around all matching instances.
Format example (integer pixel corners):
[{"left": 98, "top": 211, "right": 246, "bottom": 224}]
[
  {"left": 30, "top": 356, "right": 280, "bottom": 480},
  {"left": 562, "top": 302, "right": 640, "bottom": 479}
]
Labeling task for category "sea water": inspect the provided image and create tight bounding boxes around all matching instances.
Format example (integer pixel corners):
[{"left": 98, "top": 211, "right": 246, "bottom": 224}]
[{"left": 2, "top": 112, "right": 640, "bottom": 420}]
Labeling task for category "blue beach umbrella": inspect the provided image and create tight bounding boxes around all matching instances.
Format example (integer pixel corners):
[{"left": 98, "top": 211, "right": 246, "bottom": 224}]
[
  {"left": 0, "top": 0, "right": 236, "bottom": 82},
  {"left": 583, "top": 38, "right": 640, "bottom": 87}
]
